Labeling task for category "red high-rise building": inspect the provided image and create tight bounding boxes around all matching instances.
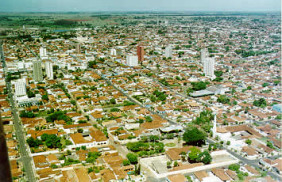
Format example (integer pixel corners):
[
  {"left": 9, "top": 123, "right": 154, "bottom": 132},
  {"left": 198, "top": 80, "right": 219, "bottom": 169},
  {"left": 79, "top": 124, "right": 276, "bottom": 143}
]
[{"left": 137, "top": 45, "right": 144, "bottom": 63}]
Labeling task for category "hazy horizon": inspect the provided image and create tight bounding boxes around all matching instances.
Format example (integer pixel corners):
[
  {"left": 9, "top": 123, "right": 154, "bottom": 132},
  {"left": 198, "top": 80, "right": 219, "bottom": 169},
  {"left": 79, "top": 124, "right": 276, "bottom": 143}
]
[{"left": 0, "top": 0, "right": 280, "bottom": 13}]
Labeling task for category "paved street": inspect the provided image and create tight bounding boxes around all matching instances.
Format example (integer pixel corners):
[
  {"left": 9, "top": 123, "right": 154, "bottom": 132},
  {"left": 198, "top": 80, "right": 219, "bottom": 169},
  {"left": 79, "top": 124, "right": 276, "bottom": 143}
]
[{"left": 1, "top": 42, "right": 36, "bottom": 182}]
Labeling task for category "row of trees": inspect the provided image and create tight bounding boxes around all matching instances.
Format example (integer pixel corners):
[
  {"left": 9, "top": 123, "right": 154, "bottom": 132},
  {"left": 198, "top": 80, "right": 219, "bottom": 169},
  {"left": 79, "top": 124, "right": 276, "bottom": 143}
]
[{"left": 126, "top": 141, "right": 165, "bottom": 156}]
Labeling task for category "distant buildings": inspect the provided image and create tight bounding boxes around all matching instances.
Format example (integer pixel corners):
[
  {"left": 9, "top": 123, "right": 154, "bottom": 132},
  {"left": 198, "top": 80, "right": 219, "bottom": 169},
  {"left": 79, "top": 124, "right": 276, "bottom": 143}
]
[
  {"left": 39, "top": 47, "right": 47, "bottom": 58},
  {"left": 14, "top": 78, "right": 26, "bottom": 97},
  {"left": 137, "top": 45, "right": 144, "bottom": 63},
  {"left": 33, "top": 61, "right": 43, "bottom": 82},
  {"left": 126, "top": 55, "right": 138, "bottom": 67},
  {"left": 45, "top": 61, "right": 53, "bottom": 80},
  {"left": 204, "top": 57, "right": 215, "bottom": 79},
  {"left": 164, "top": 45, "right": 172, "bottom": 58}
]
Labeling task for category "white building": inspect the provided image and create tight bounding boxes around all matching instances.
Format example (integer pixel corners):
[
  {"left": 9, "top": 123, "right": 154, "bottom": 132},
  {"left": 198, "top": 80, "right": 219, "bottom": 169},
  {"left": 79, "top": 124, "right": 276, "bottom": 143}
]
[
  {"left": 39, "top": 47, "right": 47, "bottom": 58},
  {"left": 201, "top": 48, "right": 208, "bottom": 64},
  {"left": 212, "top": 113, "right": 217, "bottom": 138},
  {"left": 45, "top": 61, "right": 53, "bottom": 80},
  {"left": 33, "top": 61, "right": 43, "bottom": 82},
  {"left": 204, "top": 57, "right": 215, "bottom": 79},
  {"left": 126, "top": 55, "right": 138, "bottom": 66},
  {"left": 164, "top": 45, "right": 172, "bottom": 58},
  {"left": 14, "top": 78, "right": 26, "bottom": 97},
  {"left": 110, "top": 48, "right": 117, "bottom": 56}
]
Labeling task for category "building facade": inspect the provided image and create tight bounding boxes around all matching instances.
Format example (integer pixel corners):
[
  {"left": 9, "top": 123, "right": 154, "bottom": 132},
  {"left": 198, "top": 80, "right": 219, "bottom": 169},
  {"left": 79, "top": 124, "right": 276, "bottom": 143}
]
[
  {"left": 137, "top": 45, "right": 144, "bottom": 63},
  {"left": 45, "top": 61, "right": 53, "bottom": 80},
  {"left": 15, "top": 78, "right": 26, "bottom": 97},
  {"left": 165, "top": 45, "right": 172, "bottom": 58},
  {"left": 33, "top": 61, "right": 43, "bottom": 82},
  {"left": 39, "top": 47, "right": 47, "bottom": 58},
  {"left": 204, "top": 57, "right": 215, "bottom": 79},
  {"left": 201, "top": 48, "right": 208, "bottom": 64},
  {"left": 126, "top": 55, "right": 138, "bottom": 67}
]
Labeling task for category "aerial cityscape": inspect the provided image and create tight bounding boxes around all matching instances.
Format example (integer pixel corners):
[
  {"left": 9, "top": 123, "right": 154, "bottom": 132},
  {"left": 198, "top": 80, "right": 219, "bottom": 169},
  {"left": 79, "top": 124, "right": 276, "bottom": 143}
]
[{"left": 0, "top": 0, "right": 281, "bottom": 182}]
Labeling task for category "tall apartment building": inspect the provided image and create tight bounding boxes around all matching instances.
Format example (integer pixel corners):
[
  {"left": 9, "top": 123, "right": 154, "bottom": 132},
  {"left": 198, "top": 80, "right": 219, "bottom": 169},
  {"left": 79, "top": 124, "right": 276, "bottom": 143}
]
[
  {"left": 40, "top": 47, "right": 47, "bottom": 58},
  {"left": 15, "top": 78, "right": 26, "bottom": 97},
  {"left": 110, "top": 48, "right": 117, "bottom": 56},
  {"left": 164, "top": 45, "right": 172, "bottom": 58},
  {"left": 204, "top": 57, "right": 215, "bottom": 79},
  {"left": 33, "top": 61, "right": 43, "bottom": 82},
  {"left": 126, "top": 55, "right": 138, "bottom": 67},
  {"left": 137, "top": 45, "right": 144, "bottom": 63},
  {"left": 201, "top": 48, "right": 208, "bottom": 64},
  {"left": 76, "top": 43, "right": 81, "bottom": 54},
  {"left": 45, "top": 61, "right": 53, "bottom": 80}
]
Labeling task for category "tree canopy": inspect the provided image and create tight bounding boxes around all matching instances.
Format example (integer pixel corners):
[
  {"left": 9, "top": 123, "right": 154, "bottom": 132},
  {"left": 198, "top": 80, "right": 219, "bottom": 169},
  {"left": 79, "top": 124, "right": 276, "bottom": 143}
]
[
  {"left": 253, "top": 98, "right": 267, "bottom": 108},
  {"left": 191, "top": 81, "right": 208, "bottom": 91},
  {"left": 126, "top": 153, "right": 138, "bottom": 164},
  {"left": 217, "top": 95, "right": 230, "bottom": 104},
  {"left": 183, "top": 127, "right": 206, "bottom": 146}
]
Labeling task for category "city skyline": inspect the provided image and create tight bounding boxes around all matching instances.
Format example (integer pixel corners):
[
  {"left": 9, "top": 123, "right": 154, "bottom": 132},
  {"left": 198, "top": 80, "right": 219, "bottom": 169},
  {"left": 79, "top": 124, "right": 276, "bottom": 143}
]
[{"left": 0, "top": 0, "right": 280, "bottom": 12}]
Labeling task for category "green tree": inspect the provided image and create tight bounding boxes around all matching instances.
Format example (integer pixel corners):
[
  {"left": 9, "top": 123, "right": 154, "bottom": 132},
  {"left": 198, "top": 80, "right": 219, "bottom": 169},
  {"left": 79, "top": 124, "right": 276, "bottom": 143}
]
[
  {"left": 266, "top": 141, "right": 275, "bottom": 149},
  {"left": 183, "top": 127, "right": 206, "bottom": 146},
  {"left": 262, "top": 83, "right": 269, "bottom": 87},
  {"left": 253, "top": 98, "right": 267, "bottom": 108},
  {"left": 188, "top": 147, "right": 201, "bottom": 163},
  {"left": 123, "top": 160, "right": 130, "bottom": 166},
  {"left": 245, "top": 139, "right": 252, "bottom": 145},
  {"left": 191, "top": 81, "right": 208, "bottom": 91},
  {"left": 26, "top": 137, "right": 42, "bottom": 148},
  {"left": 228, "top": 164, "right": 240, "bottom": 172},
  {"left": 197, "top": 150, "right": 212, "bottom": 164},
  {"left": 214, "top": 71, "right": 223, "bottom": 77},
  {"left": 20, "top": 111, "right": 35, "bottom": 118},
  {"left": 77, "top": 128, "right": 83, "bottom": 133},
  {"left": 110, "top": 98, "right": 116, "bottom": 104},
  {"left": 145, "top": 116, "right": 153, "bottom": 122},
  {"left": 44, "top": 134, "right": 62, "bottom": 149},
  {"left": 126, "top": 153, "right": 138, "bottom": 164},
  {"left": 217, "top": 95, "right": 230, "bottom": 104},
  {"left": 167, "top": 161, "right": 172, "bottom": 168},
  {"left": 42, "top": 94, "right": 49, "bottom": 101},
  {"left": 88, "top": 61, "right": 97, "bottom": 68}
]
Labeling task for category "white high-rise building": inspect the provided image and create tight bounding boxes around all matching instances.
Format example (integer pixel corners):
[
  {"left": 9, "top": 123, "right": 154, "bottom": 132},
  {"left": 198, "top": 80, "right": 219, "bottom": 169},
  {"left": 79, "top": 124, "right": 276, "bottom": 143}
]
[
  {"left": 40, "top": 47, "right": 47, "bottom": 58},
  {"left": 33, "top": 61, "right": 43, "bottom": 82},
  {"left": 164, "top": 45, "right": 173, "bottom": 58},
  {"left": 15, "top": 78, "right": 26, "bottom": 97},
  {"left": 204, "top": 57, "right": 215, "bottom": 79},
  {"left": 45, "top": 61, "right": 53, "bottom": 80},
  {"left": 201, "top": 48, "right": 208, "bottom": 64},
  {"left": 126, "top": 55, "right": 138, "bottom": 67},
  {"left": 110, "top": 49, "right": 117, "bottom": 56},
  {"left": 212, "top": 113, "right": 217, "bottom": 138}
]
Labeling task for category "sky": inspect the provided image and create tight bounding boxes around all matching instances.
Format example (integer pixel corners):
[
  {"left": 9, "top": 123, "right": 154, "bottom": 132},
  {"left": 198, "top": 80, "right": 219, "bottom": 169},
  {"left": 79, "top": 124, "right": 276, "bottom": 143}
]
[{"left": 0, "top": 0, "right": 280, "bottom": 12}]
